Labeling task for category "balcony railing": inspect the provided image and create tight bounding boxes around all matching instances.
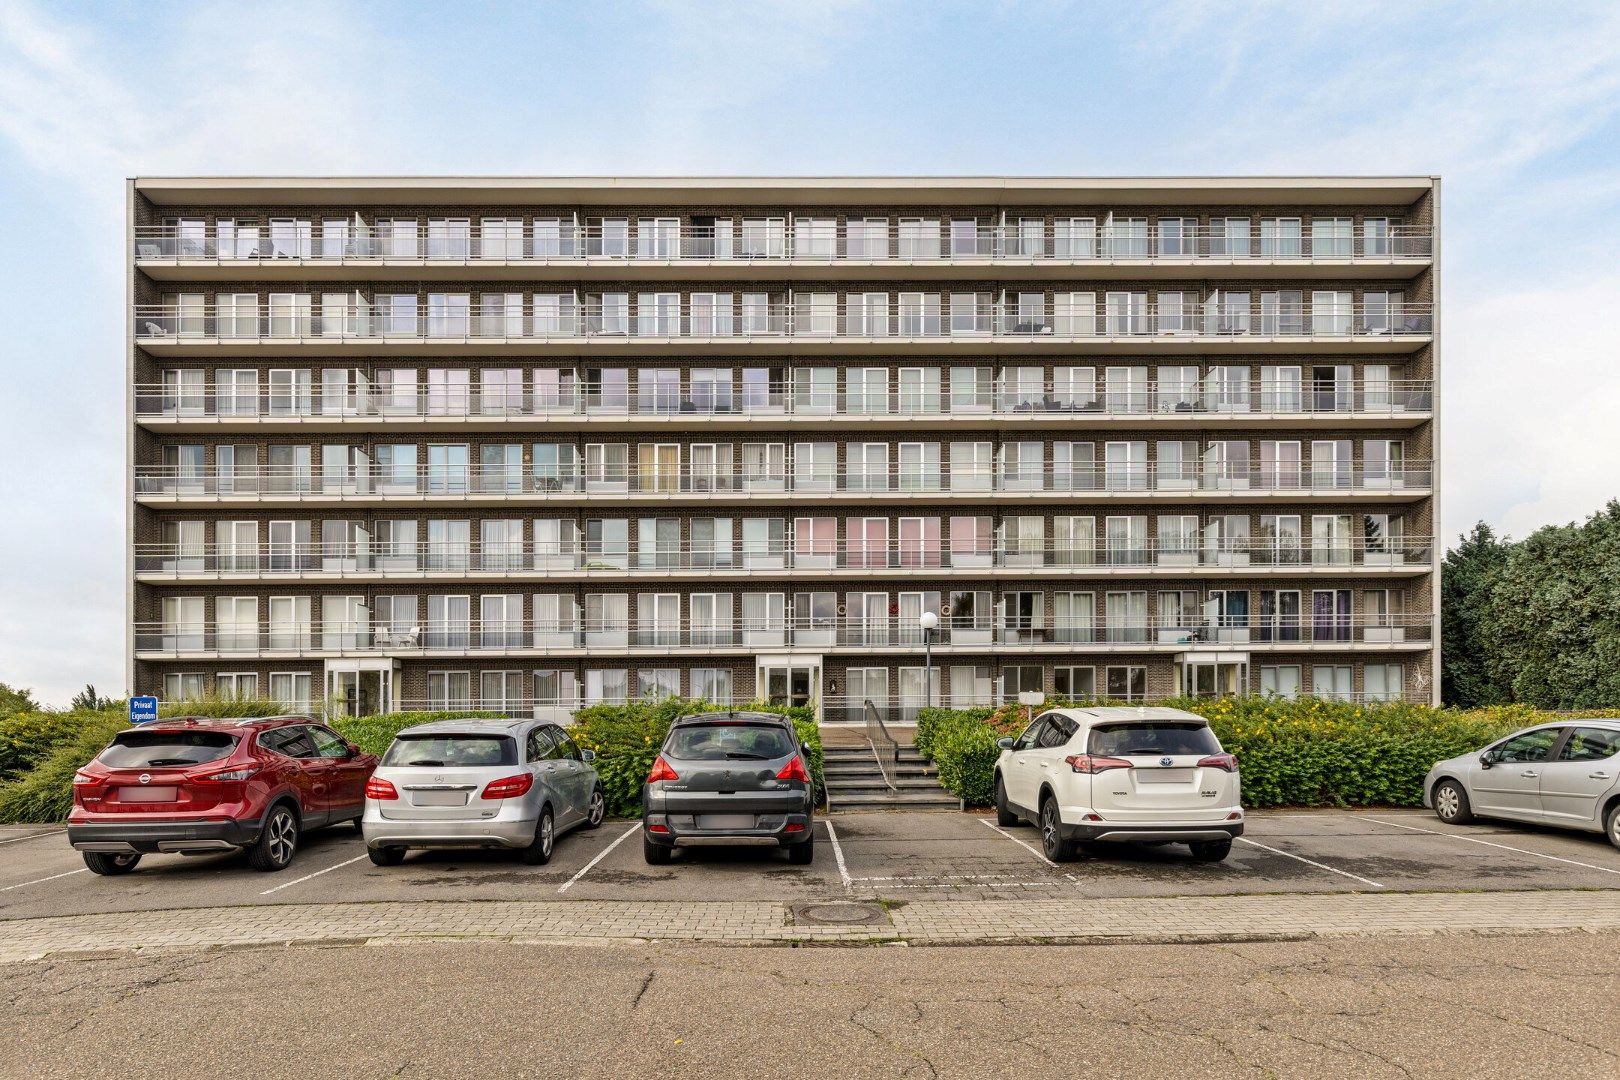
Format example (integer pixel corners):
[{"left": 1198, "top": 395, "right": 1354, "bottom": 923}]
[
  {"left": 133, "top": 299, "right": 1434, "bottom": 344},
  {"left": 135, "top": 536, "right": 1434, "bottom": 577},
  {"left": 133, "top": 614, "right": 1434, "bottom": 656},
  {"left": 134, "top": 462, "right": 1434, "bottom": 499},
  {"left": 134, "top": 222, "right": 1433, "bottom": 264},
  {"left": 135, "top": 380, "right": 1435, "bottom": 422}
]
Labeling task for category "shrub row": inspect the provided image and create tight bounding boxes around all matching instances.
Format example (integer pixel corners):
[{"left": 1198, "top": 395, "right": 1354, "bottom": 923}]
[
  {"left": 0, "top": 699, "right": 821, "bottom": 824},
  {"left": 915, "top": 698, "right": 1620, "bottom": 809}
]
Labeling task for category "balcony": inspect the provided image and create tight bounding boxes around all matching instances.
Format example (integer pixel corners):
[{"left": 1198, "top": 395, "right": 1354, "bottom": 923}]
[
  {"left": 134, "top": 535, "right": 1434, "bottom": 581},
  {"left": 133, "top": 461, "right": 1435, "bottom": 507},
  {"left": 132, "top": 299, "right": 1434, "bottom": 357},
  {"left": 133, "top": 614, "right": 1434, "bottom": 658},
  {"left": 132, "top": 222, "right": 1433, "bottom": 282},
  {"left": 135, "top": 379, "right": 1435, "bottom": 433}
]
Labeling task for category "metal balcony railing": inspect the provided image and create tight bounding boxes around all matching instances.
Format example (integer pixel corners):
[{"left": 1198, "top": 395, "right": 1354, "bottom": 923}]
[
  {"left": 133, "top": 462, "right": 1434, "bottom": 499},
  {"left": 133, "top": 299, "right": 1434, "bottom": 343},
  {"left": 134, "top": 222, "right": 1433, "bottom": 264},
  {"left": 133, "top": 614, "right": 1434, "bottom": 656},
  {"left": 135, "top": 380, "right": 1435, "bottom": 421},
  {"left": 134, "top": 536, "right": 1433, "bottom": 577}
]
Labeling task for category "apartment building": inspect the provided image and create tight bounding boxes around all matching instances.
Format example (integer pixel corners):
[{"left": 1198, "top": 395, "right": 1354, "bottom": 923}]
[{"left": 126, "top": 177, "right": 1440, "bottom": 721}]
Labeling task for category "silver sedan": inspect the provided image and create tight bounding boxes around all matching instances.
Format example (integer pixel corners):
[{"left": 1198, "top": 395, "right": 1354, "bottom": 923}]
[
  {"left": 1424, "top": 720, "right": 1620, "bottom": 848},
  {"left": 363, "top": 718, "right": 605, "bottom": 865}
]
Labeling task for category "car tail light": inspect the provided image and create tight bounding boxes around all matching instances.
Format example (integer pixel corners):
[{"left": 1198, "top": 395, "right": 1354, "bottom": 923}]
[
  {"left": 1064, "top": 754, "right": 1132, "bottom": 774},
  {"left": 480, "top": 773, "right": 535, "bottom": 800},
  {"left": 647, "top": 823, "right": 670, "bottom": 833},
  {"left": 775, "top": 756, "right": 811, "bottom": 783},
  {"left": 784, "top": 822, "right": 806, "bottom": 833},
  {"left": 72, "top": 769, "right": 102, "bottom": 787},
  {"left": 195, "top": 765, "right": 260, "bottom": 783},
  {"left": 647, "top": 755, "right": 679, "bottom": 784},
  {"left": 1227, "top": 811, "right": 1243, "bottom": 820},
  {"left": 365, "top": 776, "right": 399, "bottom": 801},
  {"left": 1197, "top": 754, "right": 1239, "bottom": 773}
]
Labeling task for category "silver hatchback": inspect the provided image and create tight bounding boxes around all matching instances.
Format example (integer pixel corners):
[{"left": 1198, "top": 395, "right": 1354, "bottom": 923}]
[{"left": 363, "top": 718, "right": 605, "bottom": 865}]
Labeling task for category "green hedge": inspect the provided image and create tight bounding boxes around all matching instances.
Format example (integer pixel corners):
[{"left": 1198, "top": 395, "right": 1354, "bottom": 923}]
[
  {"left": 0, "top": 699, "right": 821, "bottom": 824},
  {"left": 914, "top": 698, "right": 1620, "bottom": 808}
]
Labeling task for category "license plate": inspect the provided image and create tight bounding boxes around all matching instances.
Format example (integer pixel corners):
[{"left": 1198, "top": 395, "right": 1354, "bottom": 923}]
[
  {"left": 119, "top": 786, "right": 178, "bottom": 802},
  {"left": 1135, "top": 768, "right": 1194, "bottom": 784},
  {"left": 697, "top": 813, "right": 755, "bottom": 830},
  {"left": 412, "top": 790, "right": 470, "bottom": 807}
]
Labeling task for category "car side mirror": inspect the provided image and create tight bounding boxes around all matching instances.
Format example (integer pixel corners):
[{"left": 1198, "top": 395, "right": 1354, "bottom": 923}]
[
  {"left": 801, "top": 741, "right": 812, "bottom": 756},
  {"left": 1479, "top": 752, "right": 1495, "bottom": 770},
  {"left": 581, "top": 749, "right": 596, "bottom": 762},
  {"left": 344, "top": 742, "right": 361, "bottom": 758},
  {"left": 997, "top": 737, "right": 1015, "bottom": 750}
]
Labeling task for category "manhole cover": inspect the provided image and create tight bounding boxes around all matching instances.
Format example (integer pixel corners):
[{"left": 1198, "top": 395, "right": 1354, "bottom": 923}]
[{"left": 792, "top": 902, "right": 890, "bottom": 927}]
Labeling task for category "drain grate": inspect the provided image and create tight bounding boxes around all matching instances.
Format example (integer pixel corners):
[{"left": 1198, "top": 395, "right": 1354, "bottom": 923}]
[{"left": 791, "top": 902, "right": 890, "bottom": 927}]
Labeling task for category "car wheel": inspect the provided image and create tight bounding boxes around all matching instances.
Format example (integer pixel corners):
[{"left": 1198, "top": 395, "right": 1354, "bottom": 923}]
[
  {"left": 1189, "top": 839, "right": 1232, "bottom": 862},
  {"left": 521, "top": 807, "right": 555, "bottom": 865},
  {"left": 994, "top": 775, "right": 1018, "bottom": 827},
  {"left": 787, "top": 831, "right": 815, "bottom": 865},
  {"left": 82, "top": 852, "right": 141, "bottom": 876},
  {"left": 1039, "top": 796, "right": 1077, "bottom": 862},
  {"left": 247, "top": 804, "right": 300, "bottom": 872},
  {"left": 1605, "top": 802, "right": 1620, "bottom": 851},
  {"left": 367, "top": 846, "right": 405, "bottom": 867},
  {"left": 584, "top": 786, "right": 606, "bottom": 830},
  {"left": 643, "top": 833, "right": 673, "bottom": 865},
  {"left": 1433, "top": 779, "right": 1474, "bottom": 825}
]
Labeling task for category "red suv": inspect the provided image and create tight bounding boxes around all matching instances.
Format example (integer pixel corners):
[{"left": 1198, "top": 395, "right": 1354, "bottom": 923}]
[{"left": 67, "top": 716, "right": 378, "bottom": 874}]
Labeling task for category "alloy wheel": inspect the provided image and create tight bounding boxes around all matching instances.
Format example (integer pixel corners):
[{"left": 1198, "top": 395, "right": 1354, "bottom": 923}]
[
  {"left": 588, "top": 791, "right": 605, "bottom": 826},
  {"left": 266, "top": 810, "right": 297, "bottom": 865},
  {"left": 541, "top": 814, "right": 554, "bottom": 857},
  {"left": 1041, "top": 802, "right": 1059, "bottom": 857}
]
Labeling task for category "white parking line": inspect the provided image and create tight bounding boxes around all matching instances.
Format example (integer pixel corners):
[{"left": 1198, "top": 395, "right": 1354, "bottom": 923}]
[
  {"left": 260, "top": 854, "right": 369, "bottom": 896},
  {"left": 1363, "top": 816, "right": 1620, "bottom": 877},
  {"left": 0, "top": 829, "right": 64, "bottom": 846},
  {"left": 824, "top": 819, "right": 852, "bottom": 892},
  {"left": 0, "top": 868, "right": 87, "bottom": 892},
  {"left": 1235, "top": 837, "right": 1385, "bottom": 889},
  {"left": 976, "top": 817, "right": 1075, "bottom": 877},
  {"left": 557, "top": 823, "right": 639, "bottom": 894}
]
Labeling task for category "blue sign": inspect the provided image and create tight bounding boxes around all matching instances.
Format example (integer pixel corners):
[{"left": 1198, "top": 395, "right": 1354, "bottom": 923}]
[{"left": 128, "top": 696, "right": 160, "bottom": 724}]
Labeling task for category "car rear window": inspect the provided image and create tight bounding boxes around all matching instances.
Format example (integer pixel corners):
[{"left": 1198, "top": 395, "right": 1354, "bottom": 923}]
[
  {"left": 382, "top": 735, "right": 517, "bottom": 767},
  {"left": 666, "top": 723, "right": 795, "bottom": 761},
  {"left": 98, "top": 731, "right": 238, "bottom": 769},
  {"left": 1088, "top": 723, "right": 1220, "bottom": 757}
]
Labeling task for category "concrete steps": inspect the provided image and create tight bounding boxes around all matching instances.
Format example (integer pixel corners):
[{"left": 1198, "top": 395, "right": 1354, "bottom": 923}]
[{"left": 821, "top": 744, "right": 959, "bottom": 811}]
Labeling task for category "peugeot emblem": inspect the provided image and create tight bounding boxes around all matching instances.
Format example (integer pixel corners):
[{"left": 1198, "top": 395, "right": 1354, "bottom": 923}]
[
  {"left": 1159, "top": 757, "right": 1173, "bottom": 768},
  {"left": 138, "top": 773, "right": 152, "bottom": 785}
]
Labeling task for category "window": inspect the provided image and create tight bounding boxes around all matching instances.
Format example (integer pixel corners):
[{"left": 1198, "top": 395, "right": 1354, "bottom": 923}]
[
  {"left": 216, "top": 673, "right": 258, "bottom": 699},
  {"left": 1054, "top": 666, "right": 1096, "bottom": 700},
  {"left": 1000, "top": 665, "right": 1044, "bottom": 702},
  {"left": 1311, "top": 666, "right": 1353, "bottom": 701},
  {"left": 1487, "top": 728, "right": 1562, "bottom": 764},
  {"left": 1105, "top": 666, "right": 1147, "bottom": 701},
  {"left": 533, "top": 670, "right": 580, "bottom": 708},
  {"left": 1259, "top": 665, "right": 1302, "bottom": 699},
  {"left": 162, "top": 673, "right": 205, "bottom": 701},
  {"left": 637, "top": 669, "right": 679, "bottom": 700},
  {"left": 1258, "top": 590, "right": 1302, "bottom": 642},
  {"left": 1311, "top": 217, "right": 1353, "bottom": 257},
  {"left": 1558, "top": 728, "right": 1620, "bottom": 762},
  {"left": 585, "top": 670, "right": 629, "bottom": 705},
  {"left": 1364, "top": 664, "right": 1405, "bottom": 703},
  {"left": 427, "top": 672, "right": 472, "bottom": 710},
  {"left": 269, "top": 672, "right": 312, "bottom": 710},
  {"left": 691, "top": 668, "right": 734, "bottom": 704},
  {"left": 1105, "top": 591, "right": 1148, "bottom": 643},
  {"left": 1311, "top": 589, "right": 1353, "bottom": 642}
]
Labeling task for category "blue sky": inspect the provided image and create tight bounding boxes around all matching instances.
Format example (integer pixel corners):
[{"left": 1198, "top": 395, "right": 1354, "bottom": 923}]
[{"left": 2, "top": 0, "right": 1619, "bottom": 705}]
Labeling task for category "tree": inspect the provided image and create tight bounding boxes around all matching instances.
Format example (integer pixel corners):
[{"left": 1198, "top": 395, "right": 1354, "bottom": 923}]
[
  {"left": 71, "top": 684, "right": 112, "bottom": 711},
  {"left": 1440, "top": 522, "right": 1512, "bottom": 707},
  {"left": 0, "top": 682, "right": 40, "bottom": 720}
]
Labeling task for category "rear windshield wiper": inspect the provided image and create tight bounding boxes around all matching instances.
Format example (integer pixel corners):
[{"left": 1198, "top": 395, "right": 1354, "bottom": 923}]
[
  {"left": 405, "top": 759, "right": 446, "bottom": 766},
  {"left": 723, "top": 752, "right": 769, "bottom": 760},
  {"left": 145, "top": 758, "right": 194, "bottom": 766}
]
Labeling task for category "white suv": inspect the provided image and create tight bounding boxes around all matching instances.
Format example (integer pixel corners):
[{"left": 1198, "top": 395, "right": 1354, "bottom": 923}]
[{"left": 993, "top": 706, "right": 1244, "bottom": 862}]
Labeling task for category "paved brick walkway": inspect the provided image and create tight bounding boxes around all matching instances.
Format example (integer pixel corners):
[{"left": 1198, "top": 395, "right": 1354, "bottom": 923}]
[{"left": 4, "top": 890, "right": 1619, "bottom": 961}]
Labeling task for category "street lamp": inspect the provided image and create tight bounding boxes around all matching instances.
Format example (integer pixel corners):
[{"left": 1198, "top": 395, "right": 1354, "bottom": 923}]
[{"left": 918, "top": 610, "right": 939, "bottom": 712}]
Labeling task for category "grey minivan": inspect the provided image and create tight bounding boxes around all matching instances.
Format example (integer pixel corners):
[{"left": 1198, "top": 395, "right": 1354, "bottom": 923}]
[
  {"left": 642, "top": 711, "right": 815, "bottom": 865},
  {"left": 363, "top": 718, "right": 604, "bottom": 865}
]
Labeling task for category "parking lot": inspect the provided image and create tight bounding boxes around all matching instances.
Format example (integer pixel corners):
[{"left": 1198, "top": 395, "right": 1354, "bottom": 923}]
[{"left": 4, "top": 806, "right": 1620, "bottom": 922}]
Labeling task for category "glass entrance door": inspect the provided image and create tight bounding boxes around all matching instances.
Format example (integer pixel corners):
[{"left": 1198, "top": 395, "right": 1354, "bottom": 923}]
[
  {"left": 760, "top": 663, "right": 821, "bottom": 720},
  {"left": 325, "top": 666, "right": 393, "bottom": 717},
  {"left": 1177, "top": 658, "right": 1248, "bottom": 698}
]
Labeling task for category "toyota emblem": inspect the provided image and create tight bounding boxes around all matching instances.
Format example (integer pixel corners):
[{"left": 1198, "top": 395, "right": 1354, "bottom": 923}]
[
  {"left": 1159, "top": 757, "right": 1173, "bottom": 768},
  {"left": 138, "top": 773, "right": 152, "bottom": 784}
]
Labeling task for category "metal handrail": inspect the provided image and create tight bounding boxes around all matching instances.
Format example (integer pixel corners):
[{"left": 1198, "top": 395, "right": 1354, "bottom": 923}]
[
  {"left": 133, "top": 536, "right": 1436, "bottom": 577},
  {"left": 134, "top": 221, "right": 1433, "bottom": 262},
  {"left": 864, "top": 699, "right": 900, "bottom": 784},
  {"left": 132, "top": 461, "right": 1436, "bottom": 499},
  {"left": 134, "top": 380, "right": 1436, "bottom": 421},
  {"left": 133, "top": 299, "right": 1435, "bottom": 342}
]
